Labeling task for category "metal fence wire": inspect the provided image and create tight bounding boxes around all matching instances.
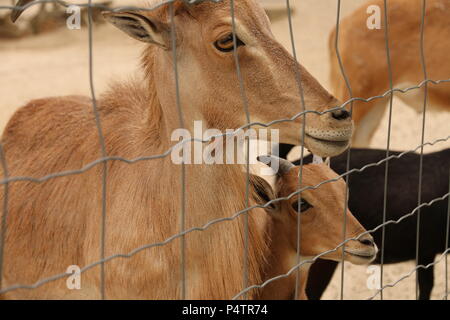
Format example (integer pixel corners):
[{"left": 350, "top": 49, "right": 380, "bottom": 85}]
[{"left": 0, "top": 0, "right": 449, "bottom": 300}]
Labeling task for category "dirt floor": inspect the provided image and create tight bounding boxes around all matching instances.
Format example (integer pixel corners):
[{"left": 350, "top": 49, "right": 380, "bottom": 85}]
[{"left": 0, "top": 0, "right": 449, "bottom": 300}]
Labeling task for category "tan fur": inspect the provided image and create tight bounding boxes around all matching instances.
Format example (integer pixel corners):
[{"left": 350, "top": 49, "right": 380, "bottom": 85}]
[
  {"left": 10, "top": 1, "right": 110, "bottom": 35},
  {"left": 1, "top": 0, "right": 353, "bottom": 299},
  {"left": 0, "top": 16, "right": 29, "bottom": 39},
  {"left": 254, "top": 164, "right": 376, "bottom": 300},
  {"left": 329, "top": 0, "right": 450, "bottom": 147}
]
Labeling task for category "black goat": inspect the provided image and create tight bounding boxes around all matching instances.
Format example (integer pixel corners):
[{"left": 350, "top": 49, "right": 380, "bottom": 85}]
[{"left": 285, "top": 146, "right": 450, "bottom": 300}]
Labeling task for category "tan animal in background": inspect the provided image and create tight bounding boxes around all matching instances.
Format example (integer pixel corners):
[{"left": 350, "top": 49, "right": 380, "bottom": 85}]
[
  {"left": 11, "top": 0, "right": 50, "bottom": 23},
  {"left": 27, "top": 2, "right": 66, "bottom": 34},
  {"left": 0, "top": 0, "right": 28, "bottom": 38},
  {"left": 0, "top": 0, "right": 353, "bottom": 299},
  {"left": 329, "top": 0, "right": 450, "bottom": 147},
  {"left": 0, "top": 11, "right": 30, "bottom": 38},
  {"left": 252, "top": 156, "right": 377, "bottom": 300},
  {"left": 8, "top": 0, "right": 110, "bottom": 35}
]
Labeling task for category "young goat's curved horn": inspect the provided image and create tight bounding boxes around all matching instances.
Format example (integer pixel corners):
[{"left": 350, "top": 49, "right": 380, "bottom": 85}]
[
  {"left": 257, "top": 155, "right": 294, "bottom": 175},
  {"left": 312, "top": 154, "right": 324, "bottom": 164}
]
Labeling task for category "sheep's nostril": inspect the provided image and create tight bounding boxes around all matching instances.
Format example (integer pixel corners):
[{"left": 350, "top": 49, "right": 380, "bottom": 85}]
[
  {"left": 331, "top": 109, "right": 350, "bottom": 121},
  {"left": 359, "top": 238, "right": 374, "bottom": 247}
]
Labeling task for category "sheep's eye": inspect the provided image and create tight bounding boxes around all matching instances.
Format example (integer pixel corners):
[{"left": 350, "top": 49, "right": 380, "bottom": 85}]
[
  {"left": 214, "top": 33, "right": 245, "bottom": 52},
  {"left": 291, "top": 199, "right": 312, "bottom": 213}
]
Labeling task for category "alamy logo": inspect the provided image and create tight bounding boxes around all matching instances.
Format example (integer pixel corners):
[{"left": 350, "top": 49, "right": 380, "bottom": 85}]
[
  {"left": 66, "top": 5, "right": 81, "bottom": 30},
  {"left": 66, "top": 265, "right": 81, "bottom": 290},
  {"left": 170, "top": 121, "right": 280, "bottom": 174},
  {"left": 366, "top": 265, "right": 381, "bottom": 290},
  {"left": 366, "top": 5, "right": 381, "bottom": 30}
]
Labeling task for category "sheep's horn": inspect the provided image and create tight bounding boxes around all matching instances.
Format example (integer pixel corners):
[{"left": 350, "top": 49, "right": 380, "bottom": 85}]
[
  {"left": 11, "top": 0, "right": 33, "bottom": 23},
  {"left": 257, "top": 155, "right": 294, "bottom": 175}
]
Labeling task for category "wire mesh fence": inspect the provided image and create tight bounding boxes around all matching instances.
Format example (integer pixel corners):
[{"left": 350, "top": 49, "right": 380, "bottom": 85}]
[{"left": 0, "top": 0, "right": 448, "bottom": 300}]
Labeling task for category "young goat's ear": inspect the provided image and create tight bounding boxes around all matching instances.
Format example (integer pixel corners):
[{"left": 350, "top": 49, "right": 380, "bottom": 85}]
[
  {"left": 250, "top": 175, "right": 277, "bottom": 214},
  {"left": 102, "top": 11, "right": 170, "bottom": 49}
]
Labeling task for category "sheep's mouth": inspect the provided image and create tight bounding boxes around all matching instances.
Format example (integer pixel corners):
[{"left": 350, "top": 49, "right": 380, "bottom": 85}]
[
  {"left": 344, "top": 249, "right": 377, "bottom": 264},
  {"left": 304, "top": 126, "right": 353, "bottom": 142},
  {"left": 305, "top": 134, "right": 349, "bottom": 147},
  {"left": 345, "top": 250, "right": 376, "bottom": 259},
  {"left": 304, "top": 134, "right": 350, "bottom": 157}
]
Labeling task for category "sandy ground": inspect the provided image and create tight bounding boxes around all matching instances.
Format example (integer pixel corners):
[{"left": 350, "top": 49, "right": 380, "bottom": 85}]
[{"left": 0, "top": 0, "right": 449, "bottom": 300}]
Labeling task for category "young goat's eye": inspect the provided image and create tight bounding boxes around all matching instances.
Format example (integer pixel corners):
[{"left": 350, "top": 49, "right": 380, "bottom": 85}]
[
  {"left": 291, "top": 199, "right": 313, "bottom": 213},
  {"left": 214, "top": 33, "right": 245, "bottom": 52}
]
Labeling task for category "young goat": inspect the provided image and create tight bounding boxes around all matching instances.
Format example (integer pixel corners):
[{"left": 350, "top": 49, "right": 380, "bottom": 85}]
[
  {"left": 251, "top": 155, "right": 377, "bottom": 299},
  {"left": 292, "top": 148, "right": 450, "bottom": 300}
]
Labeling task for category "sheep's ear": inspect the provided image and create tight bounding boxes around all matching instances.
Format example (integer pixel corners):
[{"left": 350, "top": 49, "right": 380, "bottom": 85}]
[
  {"left": 257, "top": 155, "right": 294, "bottom": 176},
  {"left": 102, "top": 11, "right": 170, "bottom": 49},
  {"left": 250, "top": 175, "right": 277, "bottom": 214}
]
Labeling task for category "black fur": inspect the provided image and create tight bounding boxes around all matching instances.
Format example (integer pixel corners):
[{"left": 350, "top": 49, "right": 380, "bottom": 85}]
[{"left": 286, "top": 147, "right": 450, "bottom": 300}]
